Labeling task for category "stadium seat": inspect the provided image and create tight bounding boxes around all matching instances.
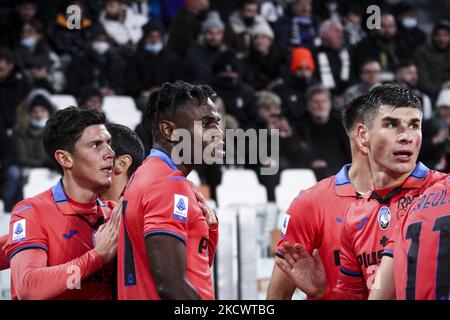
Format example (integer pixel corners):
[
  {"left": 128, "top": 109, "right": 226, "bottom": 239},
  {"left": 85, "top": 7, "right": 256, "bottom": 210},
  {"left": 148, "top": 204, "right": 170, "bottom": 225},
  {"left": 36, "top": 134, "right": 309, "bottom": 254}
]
[
  {"left": 275, "top": 169, "right": 317, "bottom": 211},
  {"left": 220, "top": 169, "right": 260, "bottom": 187},
  {"left": 216, "top": 184, "right": 267, "bottom": 208},
  {"left": 51, "top": 94, "right": 78, "bottom": 110},
  {"left": 102, "top": 96, "right": 142, "bottom": 130},
  {"left": 186, "top": 170, "right": 201, "bottom": 186},
  {"left": 23, "top": 168, "right": 60, "bottom": 199},
  {"left": 279, "top": 168, "right": 317, "bottom": 187}
]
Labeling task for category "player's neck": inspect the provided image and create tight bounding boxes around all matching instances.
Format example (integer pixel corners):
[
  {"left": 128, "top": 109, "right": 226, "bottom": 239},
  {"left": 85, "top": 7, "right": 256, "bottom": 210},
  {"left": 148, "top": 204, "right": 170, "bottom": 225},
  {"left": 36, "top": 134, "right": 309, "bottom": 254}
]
[
  {"left": 371, "top": 168, "right": 412, "bottom": 190},
  {"left": 61, "top": 174, "right": 99, "bottom": 203},
  {"left": 101, "top": 174, "right": 127, "bottom": 202},
  {"left": 153, "top": 143, "right": 192, "bottom": 177},
  {"left": 348, "top": 155, "right": 372, "bottom": 194}
]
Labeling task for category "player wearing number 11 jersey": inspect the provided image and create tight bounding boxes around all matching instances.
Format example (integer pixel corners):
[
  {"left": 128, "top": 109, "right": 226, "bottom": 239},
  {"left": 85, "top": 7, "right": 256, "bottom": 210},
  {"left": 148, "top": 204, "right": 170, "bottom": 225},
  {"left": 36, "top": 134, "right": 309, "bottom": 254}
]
[{"left": 393, "top": 176, "right": 450, "bottom": 300}]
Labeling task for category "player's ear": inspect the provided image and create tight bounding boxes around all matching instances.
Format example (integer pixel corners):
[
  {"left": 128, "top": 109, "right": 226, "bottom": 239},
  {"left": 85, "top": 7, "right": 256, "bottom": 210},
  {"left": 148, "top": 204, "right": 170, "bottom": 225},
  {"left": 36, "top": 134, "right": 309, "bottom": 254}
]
[
  {"left": 115, "top": 155, "right": 132, "bottom": 175},
  {"left": 54, "top": 150, "right": 73, "bottom": 170},
  {"left": 355, "top": 123, "right": 370, "bottom": 154},
  {"left": 159, "top": 120, "right": 177, "bottom": 142}
]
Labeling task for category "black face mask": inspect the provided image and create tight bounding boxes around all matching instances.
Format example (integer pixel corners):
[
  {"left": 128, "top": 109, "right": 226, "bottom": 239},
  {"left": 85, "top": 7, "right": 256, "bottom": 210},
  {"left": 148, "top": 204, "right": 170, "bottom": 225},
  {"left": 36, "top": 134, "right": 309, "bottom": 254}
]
[
  {"left": 105, "top": 13, "right": 120, "bottom": 21},
  {"left": 205, "top": 42, "right": 220, "bottom": 51},
  {"left": 292, "top": 76, "right": 311, "bottom": 88},
  {"left": 243, "top": 16, "right": 255, "bottom": 27}
]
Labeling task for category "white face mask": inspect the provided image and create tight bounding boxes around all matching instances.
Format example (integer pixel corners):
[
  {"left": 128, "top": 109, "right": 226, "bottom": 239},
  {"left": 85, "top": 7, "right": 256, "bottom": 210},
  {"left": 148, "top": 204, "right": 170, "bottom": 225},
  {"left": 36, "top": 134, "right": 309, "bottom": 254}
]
[
  {"left": 402, "top": 17, "right": 418, "bottom": 29},
  {"left": 92, "top": 41, "right": 110, "bottom": 55},
  {"left": 30, "top": 117, "right": 48, "bottom": 128}
]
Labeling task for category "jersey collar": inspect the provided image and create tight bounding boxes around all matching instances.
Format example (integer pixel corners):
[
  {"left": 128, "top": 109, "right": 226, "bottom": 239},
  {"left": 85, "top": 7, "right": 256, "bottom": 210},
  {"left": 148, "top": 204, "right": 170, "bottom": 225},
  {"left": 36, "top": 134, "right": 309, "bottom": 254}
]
[
  {"left": 334, "top": 164, "right": 358, "bottom": 197},
  {"left": 51, "top": 179, "right": 106, "bottom": 215},
  {"left": 147, "top": 148, "right": 179, "bottom": 171}
]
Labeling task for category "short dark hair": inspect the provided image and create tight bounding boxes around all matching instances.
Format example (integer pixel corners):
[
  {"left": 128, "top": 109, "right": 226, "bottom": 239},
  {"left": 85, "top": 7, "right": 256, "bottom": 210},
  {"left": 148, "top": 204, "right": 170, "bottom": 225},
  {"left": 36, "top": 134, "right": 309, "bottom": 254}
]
[
  {"left": 79, "top": 87, "right": 103, "bottom": 107},
  {"left": 43, "top": 106, "right": 107, "bottom": 174},
  {"left": 360, "top": 58, "right": 380, "bottom": 71},
  {"left": 240, "top": 0, "right": 258, "bottom": 9},
  {"left": 395, "top": 60, "right": 416, "bottom": 73},
  {"left": 363, "top": 84, "right": 422, "bottom": 128},
  {"left": 146, "top": 81, "right": 216, "bottom": 139},
  {"left": 106, "top": 123, "right": 145, "bottom": 177},
  {"left": 341, "top": 94, "right": 367, "bottom": 135},
  {"left": 307, "top": 84, "right": 331, "bottom": 102}
]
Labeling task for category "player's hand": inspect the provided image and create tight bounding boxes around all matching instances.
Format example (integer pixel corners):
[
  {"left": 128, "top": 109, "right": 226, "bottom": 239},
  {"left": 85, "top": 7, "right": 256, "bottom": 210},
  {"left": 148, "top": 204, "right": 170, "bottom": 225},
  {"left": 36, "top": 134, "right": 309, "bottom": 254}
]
[
  {"left": 94, "top": 197, "right": 123, "bottom": 264},
  {"left": 190, "top": 183, "right": 218, "bottom": 226},
  {"left": 276, "top": 242, "right": 327, "bottom": 299}
]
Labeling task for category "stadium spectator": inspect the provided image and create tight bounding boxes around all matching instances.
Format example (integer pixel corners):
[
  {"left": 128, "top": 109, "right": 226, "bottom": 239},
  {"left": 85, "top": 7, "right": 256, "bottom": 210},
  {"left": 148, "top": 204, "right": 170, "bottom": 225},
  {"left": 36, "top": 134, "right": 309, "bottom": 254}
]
[
  {"left": 313, "top": 19, "right": 353, "bottom": 96},
  {"left": 420, "top": 86, "right": 450, "bottom": 171},
  {"left": 354, "top": 13, "right": 400, "bottom": 82},
  {"left": 78, "top": 87, "right": 104, "bottom": 111},
  {"left": 210, "top": 52, "right": 256, "bottom": 128},
  {"left": 395, "top": 60, "right": 433, "bottom": 119},
  {"left": 47, "top": 1, "right": 95, "bottom": 59},
  {"left": 414, "top": 20, "right": 450, "bottom": 98},
  {"left": 0, "top": 48, "right": 31, "bottom": 132},
  {"left": 99, "top": 0, "right": 148, "bottom": 48},
  {"left": 298, "top": 85, "right": 350, "bottom": 180},
  {"left": 340, "top": 3, "right": 365, "bottom": 47},
  {"left": 167, "top": 0, "right": 210, "bottom": 58},
  {"left": 393, "top": 1, "right": 427, "bottom": 60},
  {"left": 273, "top": 0, "right": 318, "bottom": 55},
  {"left": 126, "top": 23, "right": 178, "bottom": 107},
  {"left": 0, "top": 0, "right": 39, "bottom": 48},
  {"left": 273, "top": 47, "right": 316, "bottom": 127},
  {"left": 243, "top": 22, "right": 285, "bottom": 90},
  {"left": 181, "top": 12, "right": 228, "bottom": 83},
  {"left": 343, "top": 59, "right": 381, "bottom": 103},
  {"left": 13, "top": 89, "right": 55, "bottom": 169},
  {"left": 65, "top": 27, "right": 126, "bottom": 98},
  {"left": 224, "top": 0, "right": 272, "bottom": 58},
  {"left": 15, "top": 20, "right": 64, "bottom": 93},
  {"left": 247, "top": 91, "right": 312, "bottom": 200}
]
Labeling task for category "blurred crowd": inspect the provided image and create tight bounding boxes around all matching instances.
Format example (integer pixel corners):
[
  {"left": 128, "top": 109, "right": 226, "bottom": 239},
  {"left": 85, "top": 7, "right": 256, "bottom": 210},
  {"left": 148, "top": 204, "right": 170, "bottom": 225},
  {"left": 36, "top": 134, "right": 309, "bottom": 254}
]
[{"left": 0, "top": 0, "right": 450, "bottom": 208}]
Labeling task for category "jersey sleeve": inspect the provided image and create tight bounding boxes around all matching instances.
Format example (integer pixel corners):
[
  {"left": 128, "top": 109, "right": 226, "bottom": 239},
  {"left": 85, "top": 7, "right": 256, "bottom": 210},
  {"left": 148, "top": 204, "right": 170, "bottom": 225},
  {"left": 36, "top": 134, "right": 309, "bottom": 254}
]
[
  {"left": 276, "top": 192, "right": 322, "bottom": 257},
  {"left": 331, "top": 204, "right": 368, "bottom": 299},
  {"left": 142, "top": 179, "right": 193, "bottom": 244},
  {"left": 4, "top": 201, "right": 49, "bottom": 261}
]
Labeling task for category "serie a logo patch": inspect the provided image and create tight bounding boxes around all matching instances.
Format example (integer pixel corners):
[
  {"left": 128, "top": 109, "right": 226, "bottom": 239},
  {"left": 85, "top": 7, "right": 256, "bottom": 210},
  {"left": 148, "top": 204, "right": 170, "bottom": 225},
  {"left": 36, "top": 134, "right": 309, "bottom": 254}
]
[
  {"left": 12, "top": 219, "right": 26, "bottom": 242},
  {"left": 378, "top": 206, "right": 391, "bottom": 230},
  {"left": 173, "top": 194, "right": 189, "bottom": 223}
]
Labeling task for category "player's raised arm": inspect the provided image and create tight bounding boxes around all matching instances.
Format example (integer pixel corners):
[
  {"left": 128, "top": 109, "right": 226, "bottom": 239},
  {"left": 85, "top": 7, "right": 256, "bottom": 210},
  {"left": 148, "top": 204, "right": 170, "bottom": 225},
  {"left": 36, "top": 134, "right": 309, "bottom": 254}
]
[{"left": 266, "top": 262, "right": 297, "bottom": 300}]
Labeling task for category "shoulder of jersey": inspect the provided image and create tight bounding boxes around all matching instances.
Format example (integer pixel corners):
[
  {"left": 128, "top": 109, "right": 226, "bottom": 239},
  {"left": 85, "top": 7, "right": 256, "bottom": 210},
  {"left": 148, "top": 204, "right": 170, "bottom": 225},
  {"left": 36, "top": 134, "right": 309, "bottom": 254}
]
[{"left": 299, "top": 175, "right": 335, "bottom": 199}]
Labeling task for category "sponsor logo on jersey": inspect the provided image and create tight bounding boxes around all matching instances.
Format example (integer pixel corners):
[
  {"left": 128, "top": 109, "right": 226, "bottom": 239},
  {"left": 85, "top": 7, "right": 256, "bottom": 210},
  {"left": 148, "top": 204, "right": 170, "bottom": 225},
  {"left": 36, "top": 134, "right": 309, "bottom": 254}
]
[{"left": 173, "top": 194, "right": 189, "bottom": 222}]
